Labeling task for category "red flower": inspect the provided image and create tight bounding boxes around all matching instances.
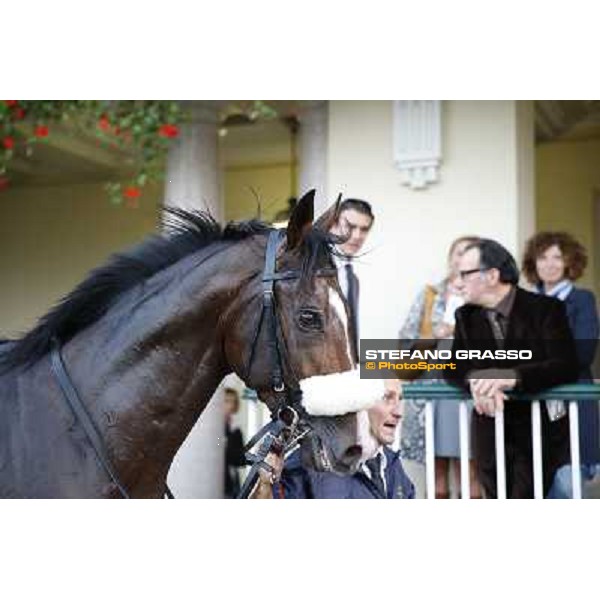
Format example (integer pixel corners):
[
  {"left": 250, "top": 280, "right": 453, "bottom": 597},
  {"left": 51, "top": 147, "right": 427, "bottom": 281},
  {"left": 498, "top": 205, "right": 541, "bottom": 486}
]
[
  {"left": 35, "top": 125, "right": 49, "bottom": 138},
  {"left": 123, "top": 186, "right": 141, "bottom": 199},
  {"left": 13, "top": 107, "right": 26, "bottom": 120},
  {"left": 158, "top": 124, "right": 179, "bottom": 138},
  {"left": 3, "top": 137, "right": 14, "bottom": 149},
  {"left": 98, "top": 115, "right": 111, "bottom": 131},
  {"left": 4, "top": 100, "right": 18, "bottom": 107}
]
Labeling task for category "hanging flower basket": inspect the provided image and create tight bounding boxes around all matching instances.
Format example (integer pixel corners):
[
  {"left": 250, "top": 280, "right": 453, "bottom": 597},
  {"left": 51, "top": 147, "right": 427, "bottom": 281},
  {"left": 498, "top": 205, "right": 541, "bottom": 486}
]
[{"left": 0, "top": 100, "right": 185, "bottom": 206}]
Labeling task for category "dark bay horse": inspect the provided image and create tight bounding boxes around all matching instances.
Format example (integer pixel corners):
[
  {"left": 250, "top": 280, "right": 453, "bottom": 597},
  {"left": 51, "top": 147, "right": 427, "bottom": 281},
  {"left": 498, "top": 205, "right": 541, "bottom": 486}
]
[{"left": 0, "top": 190, "right": 372, "bottom": 498}]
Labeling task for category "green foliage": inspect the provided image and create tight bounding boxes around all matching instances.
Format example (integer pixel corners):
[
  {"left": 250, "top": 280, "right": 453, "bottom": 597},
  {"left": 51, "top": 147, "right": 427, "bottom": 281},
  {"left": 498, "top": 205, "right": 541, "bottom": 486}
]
[
  {"left": 0, "top": 100, "right": 185, "bottom": 206},
  {"left": 1, "top": 100, "right": 279, "bottom": 207}
]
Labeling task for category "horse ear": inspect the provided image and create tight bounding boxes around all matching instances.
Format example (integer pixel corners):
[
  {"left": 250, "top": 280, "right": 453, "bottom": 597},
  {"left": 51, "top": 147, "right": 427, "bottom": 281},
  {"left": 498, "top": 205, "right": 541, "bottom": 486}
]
[
  {"left": 286, "top": 189, "right": 315, "bottom": 249},
  {"left": 314, "top": 192, "right": 342, "bottom": 232}
]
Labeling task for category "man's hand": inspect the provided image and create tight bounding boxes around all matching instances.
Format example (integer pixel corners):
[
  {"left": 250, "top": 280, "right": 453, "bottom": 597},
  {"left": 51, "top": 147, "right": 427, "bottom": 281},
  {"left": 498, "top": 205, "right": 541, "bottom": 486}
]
[
  {"left": 470, "top": 377, "right": 516, "bottom": 397},
  {"left": 468, "top": 377, "right": 516, "bottom": 417},
  {"left": 249, "top": 452, "right": 284, "bottom": 499}
]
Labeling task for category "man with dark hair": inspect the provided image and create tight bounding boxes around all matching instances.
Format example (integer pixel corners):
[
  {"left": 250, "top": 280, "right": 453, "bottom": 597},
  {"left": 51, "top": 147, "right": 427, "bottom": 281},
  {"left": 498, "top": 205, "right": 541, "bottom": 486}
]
[
  {"left": 444, "top": 238, "right": 578, "bottom": 498},
  {"left": 328, "top": 198, "right": 374, "bottom": 361}
]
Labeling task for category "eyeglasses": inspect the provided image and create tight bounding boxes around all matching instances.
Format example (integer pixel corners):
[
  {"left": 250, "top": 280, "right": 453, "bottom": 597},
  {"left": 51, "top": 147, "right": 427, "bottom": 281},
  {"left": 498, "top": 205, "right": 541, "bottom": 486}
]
[{"left": 458, "top": 268, "right": 489, "bottom": 280}]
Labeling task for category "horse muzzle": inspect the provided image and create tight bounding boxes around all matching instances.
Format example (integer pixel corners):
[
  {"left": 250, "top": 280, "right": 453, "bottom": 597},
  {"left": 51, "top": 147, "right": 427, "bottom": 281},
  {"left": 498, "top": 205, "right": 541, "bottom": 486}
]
[{"left": 300, "top": 413, "right": 363, "bottom": 475}]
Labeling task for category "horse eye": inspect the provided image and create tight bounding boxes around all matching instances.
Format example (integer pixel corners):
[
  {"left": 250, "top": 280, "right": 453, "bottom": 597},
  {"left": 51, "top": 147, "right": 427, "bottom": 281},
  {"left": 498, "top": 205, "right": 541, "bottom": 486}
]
[{"left": 297, "top": 309, "right": 324, "bottom": 332}]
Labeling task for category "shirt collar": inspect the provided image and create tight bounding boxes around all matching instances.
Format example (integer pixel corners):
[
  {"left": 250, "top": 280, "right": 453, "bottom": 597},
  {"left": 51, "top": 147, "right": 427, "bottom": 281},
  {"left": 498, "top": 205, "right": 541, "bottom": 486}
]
[
  {"left": 361, "top": 446, "right": 387, "bottom": 470},
  {"left": 543, "top": 279, "right": 573, "bottom": 301},
  {"left": 492, "top": 285, "right": 517, "bottom": 318},
  {"left": 333, "top": 252, "right": 354, "bottom": 267}
]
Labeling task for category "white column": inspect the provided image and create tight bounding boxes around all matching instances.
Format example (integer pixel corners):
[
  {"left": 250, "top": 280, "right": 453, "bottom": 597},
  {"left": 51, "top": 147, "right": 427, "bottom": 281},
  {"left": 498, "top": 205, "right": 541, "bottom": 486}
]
[
  {"left": 165, "top": 101, "right": 225, "bottom": 498},
  {"left": 298, "top": 101, "right": 329, "bottom": 215},
  {"left": 164, "top": 101, "right": 223, "bottom": 222}
]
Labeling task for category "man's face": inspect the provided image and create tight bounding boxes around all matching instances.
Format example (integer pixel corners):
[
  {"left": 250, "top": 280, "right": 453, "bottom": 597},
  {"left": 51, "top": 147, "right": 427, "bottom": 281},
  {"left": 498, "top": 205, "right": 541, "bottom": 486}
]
[
  {"left": 329, "top": 208, "right": 373, "bottom": 256},
  {"left": 368, "top": 379, "right": 402, "bottom": 446},
  {"left": 455, "top": 247, "right": 491, "bottom": 305}
]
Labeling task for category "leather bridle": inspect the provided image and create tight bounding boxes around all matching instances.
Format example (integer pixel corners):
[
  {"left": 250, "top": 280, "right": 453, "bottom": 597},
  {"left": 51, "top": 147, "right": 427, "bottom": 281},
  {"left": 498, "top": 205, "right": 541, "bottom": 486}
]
[{"left": 237, "top": 229, "right": 340, "bottom": 498}]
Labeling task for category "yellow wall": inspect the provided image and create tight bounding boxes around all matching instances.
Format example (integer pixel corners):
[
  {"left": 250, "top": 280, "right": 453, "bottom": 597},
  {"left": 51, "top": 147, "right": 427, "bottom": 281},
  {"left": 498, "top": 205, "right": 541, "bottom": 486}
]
[
  {"left": 536, "top": 138, "right": 600, "bottom": 295},
  {"left": 0, "top": 182, "right": 162, "bottom": 337},
  {"left": 223, "top": 162, "right": 296, "bottom": 223},
  {"left": 0, "top": 160, "right": 296, "bottom": 338}
]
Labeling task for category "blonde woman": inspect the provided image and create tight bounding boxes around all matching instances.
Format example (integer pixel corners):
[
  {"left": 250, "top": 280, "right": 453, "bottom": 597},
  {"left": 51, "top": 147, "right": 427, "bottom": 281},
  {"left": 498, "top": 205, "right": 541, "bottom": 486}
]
[{"left": 399, "top": 236, "right": 482, "bottom": 499}]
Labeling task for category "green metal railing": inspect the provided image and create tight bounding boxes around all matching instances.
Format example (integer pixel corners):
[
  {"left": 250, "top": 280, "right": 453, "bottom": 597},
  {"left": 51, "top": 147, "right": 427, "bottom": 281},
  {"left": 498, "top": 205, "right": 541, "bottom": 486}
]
[
  {"left": 403, "top": 382, "right": 600, "bottom": 401},
  {"left": 400, "top": 382, "right": 600, "bottom": 499}
]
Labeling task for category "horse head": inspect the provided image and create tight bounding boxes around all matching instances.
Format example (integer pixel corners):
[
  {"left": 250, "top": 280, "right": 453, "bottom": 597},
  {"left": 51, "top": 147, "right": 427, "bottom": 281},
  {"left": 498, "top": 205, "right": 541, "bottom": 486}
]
[{"left": 223, "top": 190, "right": 383, "bottom": 475}]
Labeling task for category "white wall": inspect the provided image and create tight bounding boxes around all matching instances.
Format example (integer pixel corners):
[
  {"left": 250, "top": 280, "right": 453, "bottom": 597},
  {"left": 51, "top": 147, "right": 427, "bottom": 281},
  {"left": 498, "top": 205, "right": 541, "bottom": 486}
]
[{"left": 326, "top": 100, "right": 535, "bottom": 339}]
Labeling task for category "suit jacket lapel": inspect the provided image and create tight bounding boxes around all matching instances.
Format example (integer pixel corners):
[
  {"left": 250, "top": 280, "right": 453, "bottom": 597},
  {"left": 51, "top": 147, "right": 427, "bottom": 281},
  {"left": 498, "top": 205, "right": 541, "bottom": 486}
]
[{"left": 355, "top": 471, "right": 386, "bottom": 499}]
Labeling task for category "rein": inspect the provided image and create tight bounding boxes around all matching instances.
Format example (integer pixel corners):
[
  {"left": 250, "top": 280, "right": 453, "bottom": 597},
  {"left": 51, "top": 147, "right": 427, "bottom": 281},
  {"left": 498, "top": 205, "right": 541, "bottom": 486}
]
[{"left": 51, "top": 340, "right": 130, "bottom": 498}]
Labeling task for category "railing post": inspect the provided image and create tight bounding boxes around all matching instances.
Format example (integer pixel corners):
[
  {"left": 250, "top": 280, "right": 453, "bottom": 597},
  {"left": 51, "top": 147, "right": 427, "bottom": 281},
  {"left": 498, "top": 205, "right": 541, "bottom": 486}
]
[
  {"left": 495, "top": 410, "right": 506, "bottom": 499},
  {"left": 531, "top": 400, "right": 544, "bottom": 499},
  {"left": 425, "top": 401, "right": 435, "bottom": 500},
  {"left": 569, "top": 401, "right": 582, "bottom": 499},
  {"left": 459, "top": 400, "right": 470, "bottom": 500}
]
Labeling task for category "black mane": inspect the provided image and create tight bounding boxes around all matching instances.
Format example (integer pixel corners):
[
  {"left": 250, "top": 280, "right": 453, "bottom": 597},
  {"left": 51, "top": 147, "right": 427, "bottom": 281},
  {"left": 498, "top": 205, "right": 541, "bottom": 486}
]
[{"left": 0, "top": 208, "right": 336, "bottom": 373}]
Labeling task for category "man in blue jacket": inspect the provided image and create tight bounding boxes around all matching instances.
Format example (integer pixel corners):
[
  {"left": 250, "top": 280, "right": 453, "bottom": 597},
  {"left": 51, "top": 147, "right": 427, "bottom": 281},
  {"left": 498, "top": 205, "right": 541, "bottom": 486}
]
[{"left": 251, "top": 379, "right": 415, "bottom": 499}]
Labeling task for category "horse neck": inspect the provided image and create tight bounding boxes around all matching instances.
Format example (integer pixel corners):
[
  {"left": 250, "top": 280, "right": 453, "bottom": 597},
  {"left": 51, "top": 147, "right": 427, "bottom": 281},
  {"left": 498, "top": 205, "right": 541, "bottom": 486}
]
[{"left": 60, "top": 239, "right": 263, "bottom": 494}]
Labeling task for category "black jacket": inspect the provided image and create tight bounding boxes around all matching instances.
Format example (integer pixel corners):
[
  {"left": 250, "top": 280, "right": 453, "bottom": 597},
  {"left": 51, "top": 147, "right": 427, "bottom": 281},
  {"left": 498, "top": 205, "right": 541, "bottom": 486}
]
[{"left": 445, "top": 287, "right": 579, "bottom": 395}]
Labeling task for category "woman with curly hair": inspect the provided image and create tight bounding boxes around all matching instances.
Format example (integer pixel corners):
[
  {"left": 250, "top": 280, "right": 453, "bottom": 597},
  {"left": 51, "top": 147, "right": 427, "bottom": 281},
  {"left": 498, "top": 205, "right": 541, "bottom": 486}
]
[{"left": 522, "top": 231, "right": 600, "bottom": 498}]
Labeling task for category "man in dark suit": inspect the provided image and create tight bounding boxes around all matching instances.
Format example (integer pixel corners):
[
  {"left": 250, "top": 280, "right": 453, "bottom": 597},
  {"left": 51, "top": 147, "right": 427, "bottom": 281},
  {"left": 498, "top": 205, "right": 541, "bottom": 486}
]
[
  {"left": 328, "top": 198, "right": 374, "bottom": 362},
  {"left": 444, "top": 239, "right": 578, "bottom": 498}
]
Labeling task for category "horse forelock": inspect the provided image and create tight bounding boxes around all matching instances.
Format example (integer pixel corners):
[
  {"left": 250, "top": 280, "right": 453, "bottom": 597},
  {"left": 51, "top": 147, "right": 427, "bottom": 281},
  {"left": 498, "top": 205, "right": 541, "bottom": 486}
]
[{"left": 291, "top": 226, "right": 340, "bottom": 286}]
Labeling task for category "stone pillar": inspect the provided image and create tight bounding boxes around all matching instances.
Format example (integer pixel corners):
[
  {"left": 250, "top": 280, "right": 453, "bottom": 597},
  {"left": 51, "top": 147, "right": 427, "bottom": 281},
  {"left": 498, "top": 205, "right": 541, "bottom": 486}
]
[
  {"left": 164, "top": 101, "right": 225, "bottom": 498},
  {"left": 298, "top": 101, "right": 329, "bottom": 215},
  {"left": 164, "top": 102, "right": 223, "bottom": 222}
]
